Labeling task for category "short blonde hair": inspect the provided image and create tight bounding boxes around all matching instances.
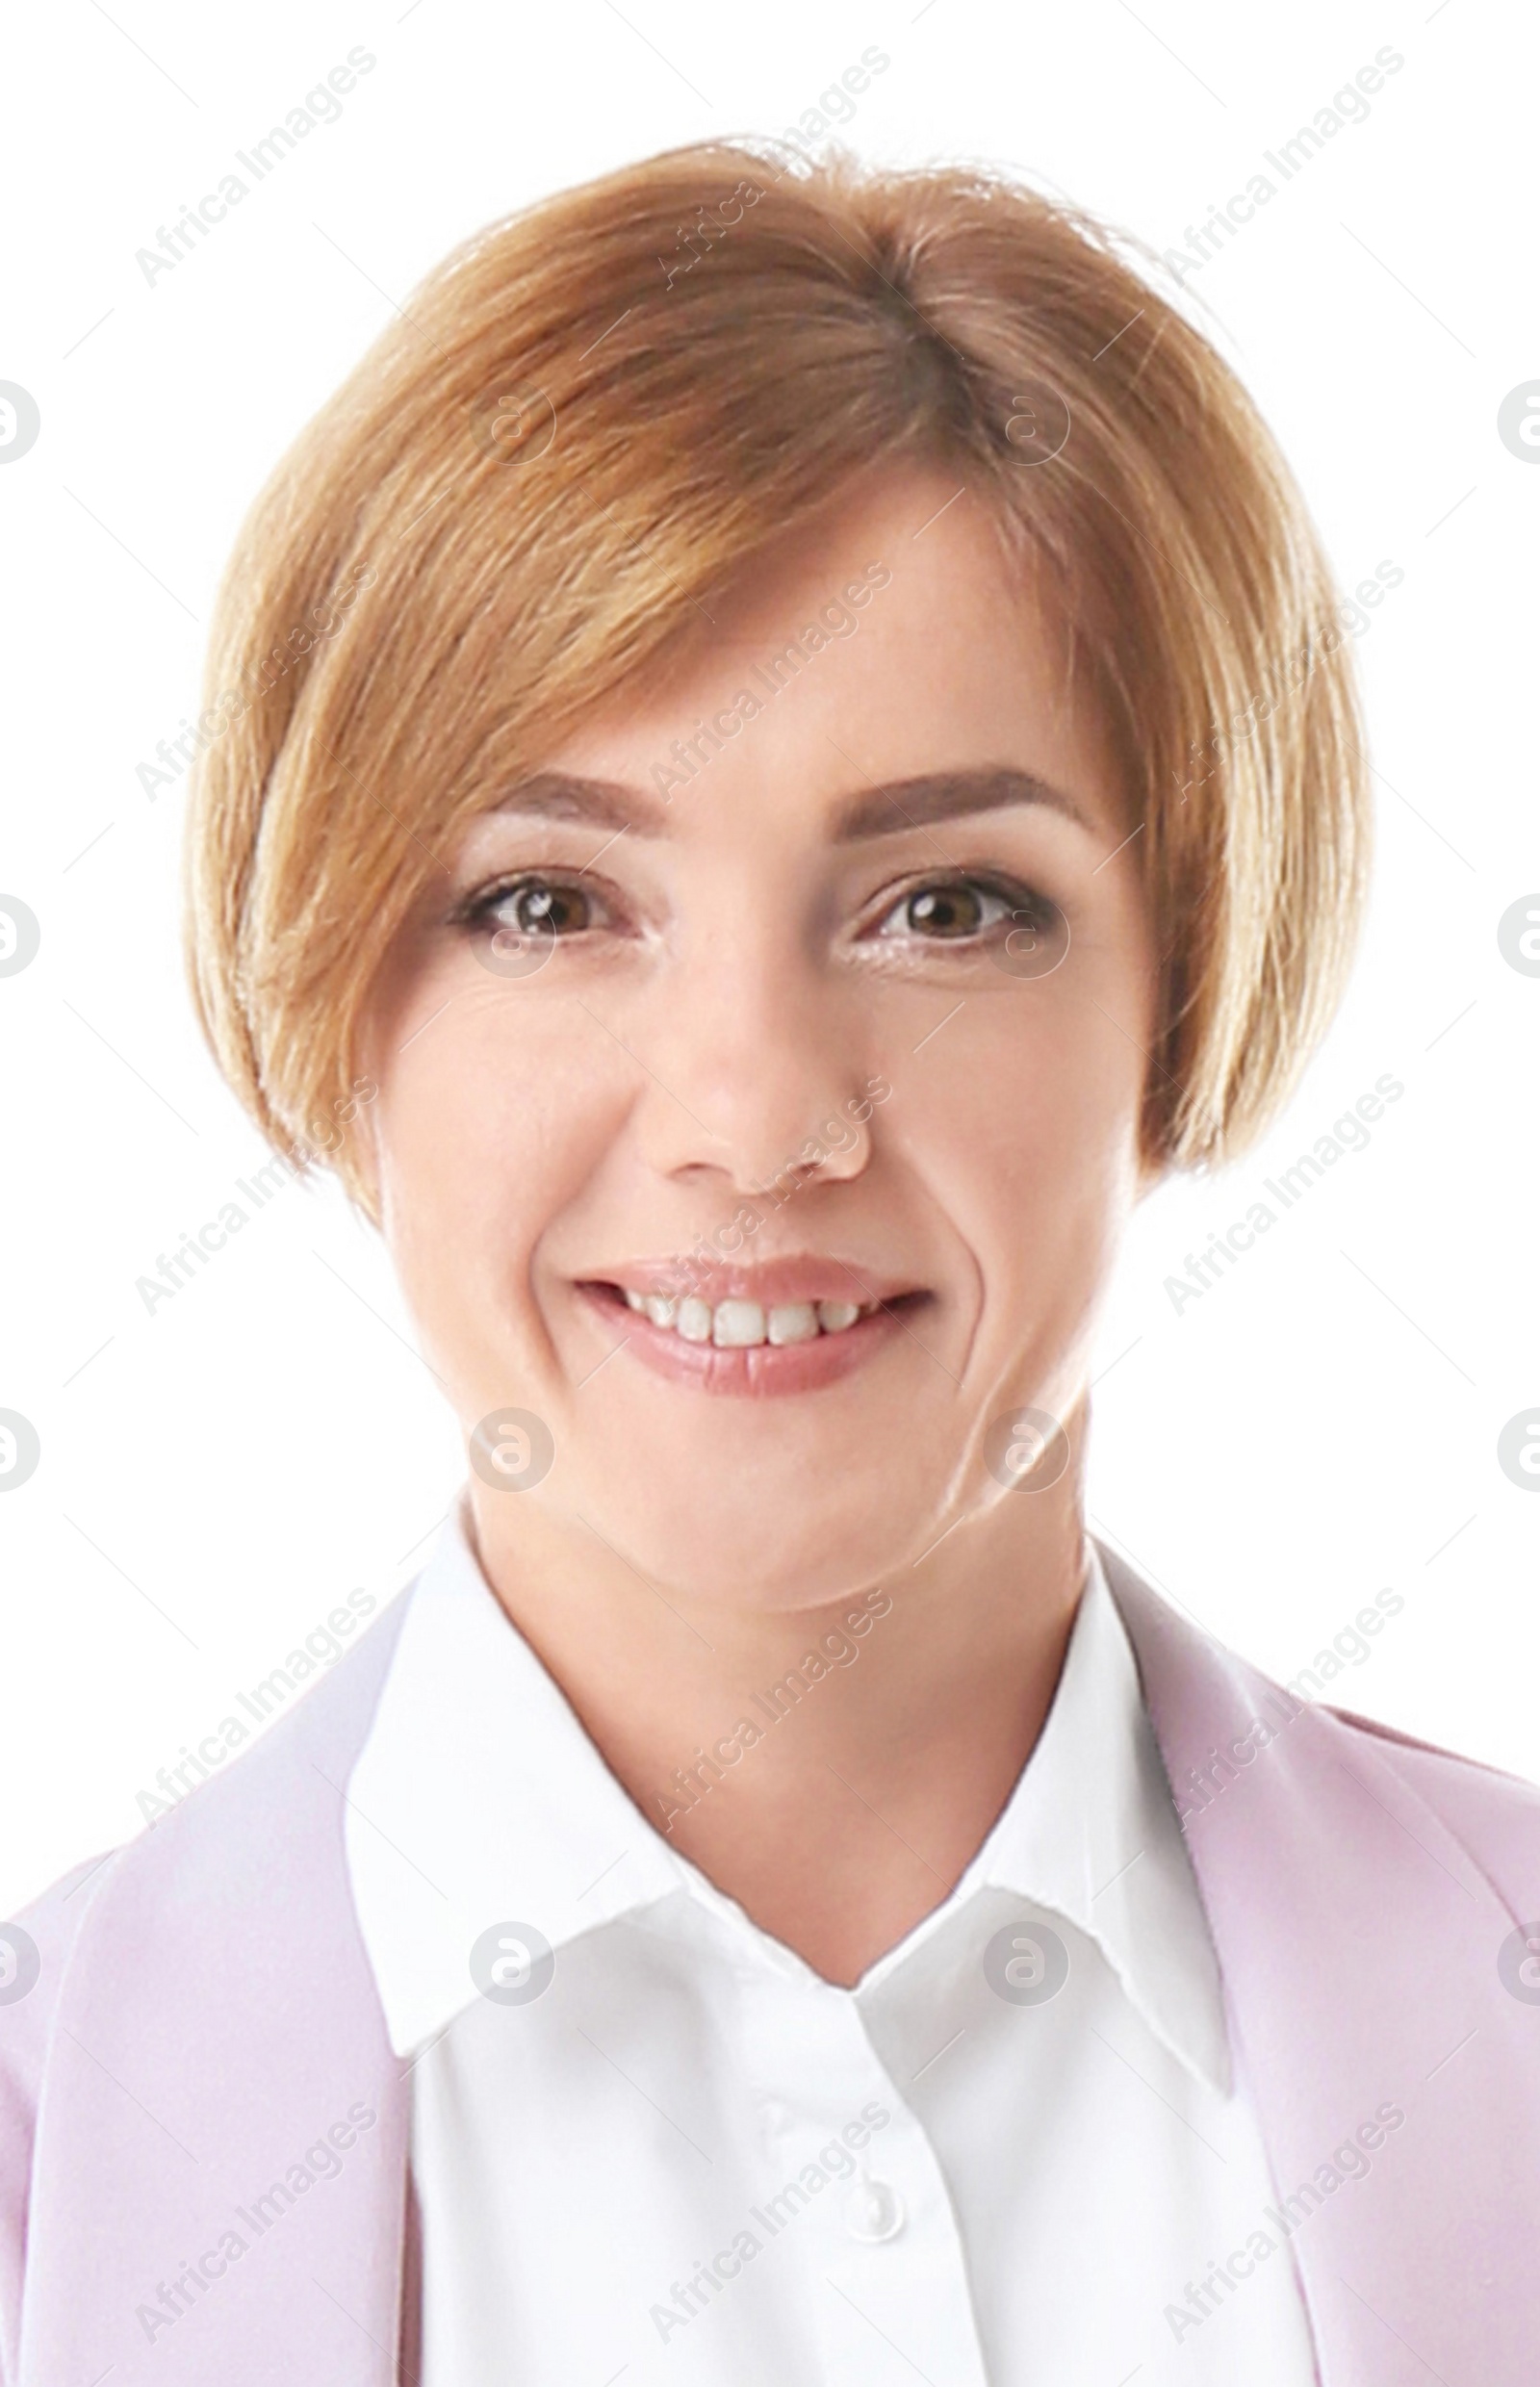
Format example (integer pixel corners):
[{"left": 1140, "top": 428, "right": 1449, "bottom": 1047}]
[{"left": 184, "top": 140, "right": 1370, "bottom": 1219}]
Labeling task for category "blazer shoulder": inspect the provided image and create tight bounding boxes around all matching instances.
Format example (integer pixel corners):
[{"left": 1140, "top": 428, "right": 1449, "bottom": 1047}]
[
  {"left": 0, "top": 1848, "right": 118, "bottom": 2384},
  {"left": 0, "top": 1587, "right": 415, "bottom": 2387},
  {"left": 1325, "top": 1699, "right": 1540, "bottom": 1911},
  {"left": 1104, "top": 1541, "right": 1540, "bottom": 1918},
  {"left": 2, "top": 1845, "right": 117, "bottom": 2096},
  {"left": 0, "top": 1584, "right": 412, "bottom": 2150}
]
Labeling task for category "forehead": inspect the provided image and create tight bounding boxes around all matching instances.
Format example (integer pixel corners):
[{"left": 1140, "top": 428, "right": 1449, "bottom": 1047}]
[{"left": 536, "top": 465, "right": 1125, "bottom": 843}]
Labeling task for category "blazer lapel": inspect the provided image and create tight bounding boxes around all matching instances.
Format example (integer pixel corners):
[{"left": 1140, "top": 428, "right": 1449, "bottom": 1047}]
[
  {"left": 1102, "top": 1543, "right": 1540, "bottom": 2387},
  {"left": 21, "top": 1595, "right": 413, "bottom": 2387}
]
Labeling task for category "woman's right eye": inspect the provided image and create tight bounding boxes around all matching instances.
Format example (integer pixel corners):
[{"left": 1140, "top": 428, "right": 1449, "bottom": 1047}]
[{"left": 459, "top": 875, "right": 601, "bottom": 938}]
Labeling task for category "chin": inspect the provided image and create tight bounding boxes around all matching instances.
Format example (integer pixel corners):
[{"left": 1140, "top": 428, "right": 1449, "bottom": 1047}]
[{"left": 558, "top": 1468, "right": 926, "bottom": 1612}]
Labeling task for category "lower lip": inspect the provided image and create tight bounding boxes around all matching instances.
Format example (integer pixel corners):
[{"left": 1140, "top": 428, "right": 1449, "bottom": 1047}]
[{"left": 578, "top": 1285, "right": 917, "bottom": 1398}]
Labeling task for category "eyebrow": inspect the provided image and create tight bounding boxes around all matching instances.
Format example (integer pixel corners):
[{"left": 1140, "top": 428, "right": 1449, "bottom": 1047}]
[
  {"left": 829, "top": 767, "right": 1093, "bottom": 840},
  {"left": 489, "top": 772, "right": 648, "bottom": 834},
  {"left": 486, "top": 762, "right": 1093, "bottom": 841}
]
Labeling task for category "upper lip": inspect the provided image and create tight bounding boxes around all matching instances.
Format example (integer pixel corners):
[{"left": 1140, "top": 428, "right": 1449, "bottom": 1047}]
[{"left": 580, "top": 1254, "right": 920, "bottom": 1308}]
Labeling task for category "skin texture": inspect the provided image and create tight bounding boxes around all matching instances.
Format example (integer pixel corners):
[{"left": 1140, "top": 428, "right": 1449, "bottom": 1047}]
[{"left": 360, "top": 465, "right": 1159, "bottom": 1986}]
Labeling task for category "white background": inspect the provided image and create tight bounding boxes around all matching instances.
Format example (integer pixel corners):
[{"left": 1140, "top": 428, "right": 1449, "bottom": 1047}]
[{"left": 2, "top": 0, "right": 1536, "bottom": 1912}]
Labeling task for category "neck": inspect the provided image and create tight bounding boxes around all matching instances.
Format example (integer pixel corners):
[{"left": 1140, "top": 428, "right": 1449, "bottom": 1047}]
[{"left": 463, "top": 1465, "right": 1090, "bottom": 1988}]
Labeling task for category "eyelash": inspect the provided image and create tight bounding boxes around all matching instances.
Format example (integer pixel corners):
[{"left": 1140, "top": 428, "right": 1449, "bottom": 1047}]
[
  {"left": 453, "top": 873, "right": 602, "bottom": 939},
  {"left": 450, "top": 868, "right": 1064, "bottom": 949},
  {"left": 865, "top": 870, "right": 1062, "bottom": 946}
]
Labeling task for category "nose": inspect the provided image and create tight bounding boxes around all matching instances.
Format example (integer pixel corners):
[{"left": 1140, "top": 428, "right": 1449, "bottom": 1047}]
[{"left": 628, "top": 938, "right": 874, "bottom": 1199}]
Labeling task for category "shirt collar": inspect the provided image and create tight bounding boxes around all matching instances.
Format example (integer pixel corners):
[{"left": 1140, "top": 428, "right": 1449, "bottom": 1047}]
[
  {"left": 346, "top": 1497, "right": 1229, "bottom": 2094},
  {"left": 957, "top": 1540, "right": 1231, "bottom": 2097},
  {"left": 346, "top": 1492, "right": 689, "bottom": 2057}
]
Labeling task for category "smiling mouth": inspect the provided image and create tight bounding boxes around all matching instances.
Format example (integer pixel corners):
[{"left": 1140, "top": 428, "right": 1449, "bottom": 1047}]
[
  {"left": 577, "top": 1275, "right": 930, "bottom": 1395},
  {"left": 614, "top": 1289, "right": 887, "bottom": 1347}
]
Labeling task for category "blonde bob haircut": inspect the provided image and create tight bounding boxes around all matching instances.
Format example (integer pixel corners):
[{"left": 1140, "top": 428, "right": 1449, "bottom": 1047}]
[{"left": 185, "top": 139, "right": 1371, "bottom": 1221}]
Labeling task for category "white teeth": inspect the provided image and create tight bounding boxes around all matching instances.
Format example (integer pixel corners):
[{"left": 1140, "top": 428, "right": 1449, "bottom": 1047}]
[
  {"left": 615, "top": 1287, "right": 880, "bottom": 1345},
  {"left": 767, "top": 1301, "right": 820, "bottom": 1346}
]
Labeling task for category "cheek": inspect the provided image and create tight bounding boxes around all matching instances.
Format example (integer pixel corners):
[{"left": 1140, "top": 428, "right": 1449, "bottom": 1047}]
[
  {"left": 372, "top": 984, "right": 621, "bottom": 1314},
  {"left": 896, "top": 974, "right": 1148, "bottom": 1301},
  {"left": 946, "top": 945, "right": 1148, "bottom": 1128}
]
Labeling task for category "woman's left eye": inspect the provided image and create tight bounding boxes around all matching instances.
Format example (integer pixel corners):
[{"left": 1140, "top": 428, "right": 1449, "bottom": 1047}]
[{"left": 869, "top": 876, "right": 1052, "bottom": 943}]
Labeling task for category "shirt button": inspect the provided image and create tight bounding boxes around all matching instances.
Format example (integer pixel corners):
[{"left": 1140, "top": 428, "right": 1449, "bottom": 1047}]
[{"left": 844, "top": 2178, "right": 906, "bottom": 2243}]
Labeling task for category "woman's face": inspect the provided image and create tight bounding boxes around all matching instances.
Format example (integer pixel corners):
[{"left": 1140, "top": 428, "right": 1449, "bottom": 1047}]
[{"left": 362, "top": 467, "right": 1158, "bottom": 1607}]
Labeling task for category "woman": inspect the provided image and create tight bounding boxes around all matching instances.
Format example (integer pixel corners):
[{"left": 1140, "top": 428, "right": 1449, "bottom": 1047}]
[{"left": 3, "top": 141, "right": 1536, "bottom": 2387}]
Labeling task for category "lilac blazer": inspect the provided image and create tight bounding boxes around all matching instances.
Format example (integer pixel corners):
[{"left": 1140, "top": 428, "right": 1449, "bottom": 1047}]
[{"left": 3, "top": 1547, "right": 1537, "bottom": 2386}]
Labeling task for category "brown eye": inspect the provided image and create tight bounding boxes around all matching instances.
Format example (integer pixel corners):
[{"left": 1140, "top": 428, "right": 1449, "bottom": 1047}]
[
  {"left": 475, "top": 877, "right": 595, "bottom": 937},
  {"left": 904, "top": 884, "right": 991, "bottom": 937},
  {"left": 873, "top": 875, "right": 1057, "bottom": 945}
]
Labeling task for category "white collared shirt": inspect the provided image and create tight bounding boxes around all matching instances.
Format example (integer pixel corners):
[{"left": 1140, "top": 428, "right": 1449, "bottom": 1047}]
[{"left": 345, "top": 1499, "right": 1317, "bottom": 2384}]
